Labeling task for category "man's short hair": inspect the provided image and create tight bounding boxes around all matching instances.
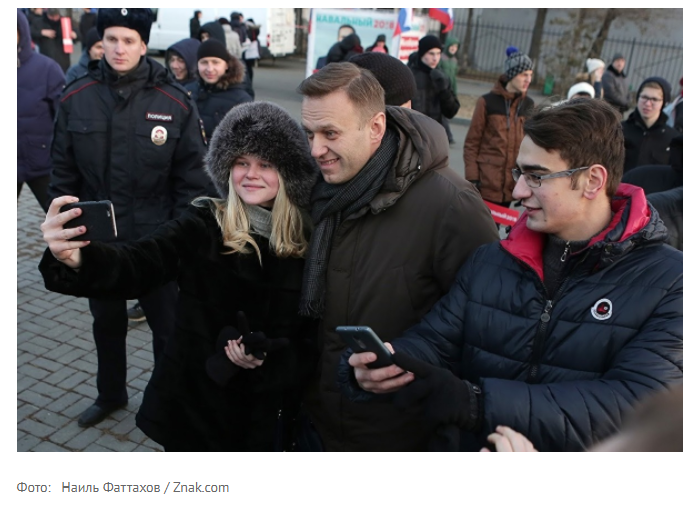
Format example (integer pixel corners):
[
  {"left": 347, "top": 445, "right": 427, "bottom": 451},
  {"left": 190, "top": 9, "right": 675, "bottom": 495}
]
[
  {"left": 523, "top": 99, "right": 624, "bottom": 198},
  {"left": 297, "top": 62, "right": 385, "bottom": 124}
]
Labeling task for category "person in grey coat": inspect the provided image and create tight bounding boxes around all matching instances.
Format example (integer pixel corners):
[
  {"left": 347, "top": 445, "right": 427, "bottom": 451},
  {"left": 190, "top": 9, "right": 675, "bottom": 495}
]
[
  {"left": 65, "top": 27, "right": 103, "bottom": 83},
  {"left": 602, "top": 53, "right": 630, "bottom": 114}
]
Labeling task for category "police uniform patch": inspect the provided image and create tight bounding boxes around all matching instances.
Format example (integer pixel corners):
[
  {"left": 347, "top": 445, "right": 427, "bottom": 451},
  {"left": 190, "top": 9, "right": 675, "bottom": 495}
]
[
  {"left": 146, "top": 112, "right": 173, "bottom": 122},
  {"left": 199, "top": 119, "right": 207, "bottom": 146},
  {"left": 591, "top": 298, "right": 613, "bottom": 320},
  {"left": 151, "top": 126, "right": 168, "bottom": 146}
]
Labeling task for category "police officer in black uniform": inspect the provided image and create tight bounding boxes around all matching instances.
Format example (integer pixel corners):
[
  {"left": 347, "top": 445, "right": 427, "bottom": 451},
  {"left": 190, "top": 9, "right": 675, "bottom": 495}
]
[{"left": 48, "top": 8, "right": 213, "bottom": 427}]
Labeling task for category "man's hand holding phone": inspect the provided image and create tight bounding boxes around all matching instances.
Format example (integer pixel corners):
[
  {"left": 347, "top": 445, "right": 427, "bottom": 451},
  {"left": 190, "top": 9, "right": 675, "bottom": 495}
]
[
  {"left": 348, "top": 343, "right": 415, "bottom": 394},
  {"left": 41, "top": 196, "right": 89, "bottom": 270}
]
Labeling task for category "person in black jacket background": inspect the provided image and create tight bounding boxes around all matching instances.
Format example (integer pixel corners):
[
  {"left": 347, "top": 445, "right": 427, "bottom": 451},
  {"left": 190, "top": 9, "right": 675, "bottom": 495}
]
[
  {"left": 47, "top": 8, "right": 212, "bottom": 429},
  {"left": 165, "top": 37, "right": 200, "bottom": 85},
  {"left": 40, "top": 102, "right": 320, "bottom": 451},
  {"left": 622, "top": 77, "right": 678, "bottom": 173},
  {"left": 407, "top": 35, "right": 460, "bottom": 128},
  {"left": 186, "top": 39, "right": 253, "bottom": 139},
  {"left": 341, "top": 98, "right": 682, "bottom": 452}
]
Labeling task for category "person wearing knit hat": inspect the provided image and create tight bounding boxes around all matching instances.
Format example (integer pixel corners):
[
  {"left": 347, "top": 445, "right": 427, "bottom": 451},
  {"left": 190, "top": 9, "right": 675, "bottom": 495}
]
[
  {"left": 504, "top": 46, "right": 533, "bottom": 92},
  {"left": 65, "top": 26, "right": 103, "bottom": 83},
  {"left": 185, "top": 38, "right": 253, "bottom": 138},
  {"left": 567, "top": 82, "right": 595, "bottom": 100},
  {"left": 406, "top": 34, "right": 460, "bottom": 127},
  {"left": 585, "top": 58, "right": 605, "bottom": 99},
  {"left": 439, "top": 35, "right": 460, "bottom": 144},
  {"left": 622, "top": 76, "right": 678, "bottom": 173},
  {"left": 41, "top": 101, "right": 321, "bottom": 451},
  {"left": 47, "top": 5, "right": 212, "bottom": 428},
  {"left": 349, "top": 52, "right": 416, "bottom": 107},
  {"left": 602, "top": 52, "right": 629, "bottom": 113},
  {"left": 463, "top": 45, "right": 535, "bottom": 207}
]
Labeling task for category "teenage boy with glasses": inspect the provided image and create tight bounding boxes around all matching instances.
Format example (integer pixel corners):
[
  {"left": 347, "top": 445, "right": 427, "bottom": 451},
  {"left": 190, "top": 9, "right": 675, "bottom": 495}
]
[
  {"left": 622, "top": 77, "right": 679, "bottom": 173},
  {"left": 340, "top": 98, "right": 682, "bottom": 452}
]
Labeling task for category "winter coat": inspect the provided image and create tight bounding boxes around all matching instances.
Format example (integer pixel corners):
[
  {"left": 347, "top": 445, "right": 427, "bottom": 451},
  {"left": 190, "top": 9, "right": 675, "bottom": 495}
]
[
  {"left": 27, "top": 10, "right": 43, "bottom": 47},
  {"left": 49, "top": 56, "right": 212, "bottom": 242},
  {"left": 190, "top": 16, "right": 201, "bottom": 39},
  {"left": 78, "top": 11, "right": 96, "bottom": 44},
  {"left": 386, "top": 183, "right": 682, "bottom": 451},
  {"left": 302, "top": 106, "right": 500, "bottom": 452},
  {"left": 407, "top": 52, "right": 460, "bottom": 125},
  {"left": 65, "top": 51, "right": 90, "bottom": 84},
  {"left": 185, "top": 56, "right": 253, "bottom": 139},
  {"left": 464, "top": 75, "right": 534, "bottom": 204},
  {"left": 602, "top": 64, "right": 630, "bottom": 113},
  {"left": 36, "top": 13, "right": 74, "bottom": 72},
  {"left": 622, "top": 111, "right": 678, "bottom": 173},
  {"left": 17, "top": 10, "right": 65, "bottom": 184},
  {"left": 326, "top": 34, "right": 363, "bottom": 64},
  {"left": 647, "top": 186, "right": 682, "bottom": 251},
  {"left": 38, "top": 204, "right": 318, "bottom": 451},
  {"left": 165, "top": 38, "right": 201, "bottom": 86},
  {"left": 438, "top": 36, "right": 459, "bottom": 95},
  {"left": 221, "top": 24, "right": 243, "bottom": 59},
  {"left": 231, "top": 18, "right": 248, "bottom": 43}
]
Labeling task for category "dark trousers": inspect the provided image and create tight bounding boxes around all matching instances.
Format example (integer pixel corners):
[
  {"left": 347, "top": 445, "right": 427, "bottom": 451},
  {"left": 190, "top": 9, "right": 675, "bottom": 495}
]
[
  {"left": 88, "top": 281, "right": 178, "bottom": 407},
  {"left": 244, "top": 58, "right": 255, "bottom": 83},
  {"left": 441, "top": 117, "right": 454, "bottom": 143},
  {"left": 18, "top": 175, "right": 51, "bottom": 212}
]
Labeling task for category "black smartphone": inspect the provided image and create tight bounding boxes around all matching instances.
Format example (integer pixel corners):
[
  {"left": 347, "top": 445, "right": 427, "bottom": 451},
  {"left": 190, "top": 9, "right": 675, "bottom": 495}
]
[
  {"left": 335, "top": 326, "right": 393, "bottom": 369},
  {"left": 60, "top": 200, "right": 118, "bottom": 242}
]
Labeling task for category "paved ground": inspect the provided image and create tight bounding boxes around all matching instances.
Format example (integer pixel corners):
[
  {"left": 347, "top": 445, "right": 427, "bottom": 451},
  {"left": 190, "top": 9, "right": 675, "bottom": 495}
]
[{"left": 17, "top": 189, "right": 162, "bottom": 452}]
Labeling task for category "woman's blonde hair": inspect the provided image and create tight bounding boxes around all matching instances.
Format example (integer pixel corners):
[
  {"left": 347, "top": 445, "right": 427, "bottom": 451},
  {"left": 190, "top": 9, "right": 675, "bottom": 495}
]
[{"left": 194, "top": 168, "right": 309, "bottom": 262}]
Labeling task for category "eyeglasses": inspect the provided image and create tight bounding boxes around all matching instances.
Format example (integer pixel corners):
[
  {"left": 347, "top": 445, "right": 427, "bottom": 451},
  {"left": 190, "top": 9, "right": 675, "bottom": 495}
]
[
  {"left": 638, "top": 95, "right": 663, "bottom": 104},
  {"left": 511, "top": 166, "right": 590, "bottom": 188}
]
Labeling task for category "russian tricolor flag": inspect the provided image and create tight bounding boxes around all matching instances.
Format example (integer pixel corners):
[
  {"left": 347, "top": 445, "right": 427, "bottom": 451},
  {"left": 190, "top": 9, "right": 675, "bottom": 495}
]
[
  {"left": 429, "top": 8, "right": 454, "bottom": 33},
  {"left": 394, "top": 8, "right": 412, "bottom": 37}
]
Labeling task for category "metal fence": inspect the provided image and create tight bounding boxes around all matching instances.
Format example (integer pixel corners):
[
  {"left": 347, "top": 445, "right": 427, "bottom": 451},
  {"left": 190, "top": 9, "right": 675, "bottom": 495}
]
[{"left": 448, "top": 19, "right": 683, "bottom": 97}]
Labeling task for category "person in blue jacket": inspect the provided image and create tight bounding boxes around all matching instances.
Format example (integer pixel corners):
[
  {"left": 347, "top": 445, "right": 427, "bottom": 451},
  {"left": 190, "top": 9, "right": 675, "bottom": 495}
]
[
  {"left": 65, "top": 27, "right": 103, "bottom": 83},
  {"left": 17, "top": 9, "right": 65, "bottom": 212},
  {"left": 340, "top": 98, "right": 683, "bottom": 452}
]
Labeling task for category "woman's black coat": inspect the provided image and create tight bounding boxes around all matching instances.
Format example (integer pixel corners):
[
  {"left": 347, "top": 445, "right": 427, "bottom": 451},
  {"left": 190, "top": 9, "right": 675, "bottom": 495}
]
[{"left": 39, "top": 205, "right": 318, "bottom": 451}]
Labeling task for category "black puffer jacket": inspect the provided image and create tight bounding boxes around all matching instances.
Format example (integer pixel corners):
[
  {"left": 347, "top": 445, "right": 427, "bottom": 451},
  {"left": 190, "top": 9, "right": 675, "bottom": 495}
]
[
  {"left": 622, "top": 111, "right": 679, "bottom": 173},
  {"left": 49, "top": 56, "right": 212, "bottom": 242},
  {"left": 185, "top": 55, "right": 253, "bottom": 139},
  {"left": 383, "top": 183, "right": 683, "bottom": 451},
  {"left": 407, "top": 51, "right": 460, "bottom": 124}
]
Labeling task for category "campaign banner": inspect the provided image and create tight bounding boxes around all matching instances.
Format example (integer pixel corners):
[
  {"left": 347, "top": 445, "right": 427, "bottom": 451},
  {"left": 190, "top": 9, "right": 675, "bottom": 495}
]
[
  {"left": 306, "top": 9, "right": 399, "bottom": 78},
  {"left": 395, "top": 15, "right": 429, "bottom": 64},
  {"left": 484, "top": 200, "right": 520, "bottom": 226}
]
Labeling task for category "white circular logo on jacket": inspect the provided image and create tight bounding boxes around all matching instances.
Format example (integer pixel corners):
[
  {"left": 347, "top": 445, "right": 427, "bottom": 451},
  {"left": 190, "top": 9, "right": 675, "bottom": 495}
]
[
  {"left": 151, "top": 126, "right": 168, "bottom": 146},
  {"left": 591, "top": 298, "right": 613, "bottom": 320}
]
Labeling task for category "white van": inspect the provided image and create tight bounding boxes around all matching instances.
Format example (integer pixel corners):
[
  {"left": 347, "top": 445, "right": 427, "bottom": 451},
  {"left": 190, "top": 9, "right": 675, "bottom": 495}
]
[{"left": 147, "top": 8, "right": 295, "bottom": 59}]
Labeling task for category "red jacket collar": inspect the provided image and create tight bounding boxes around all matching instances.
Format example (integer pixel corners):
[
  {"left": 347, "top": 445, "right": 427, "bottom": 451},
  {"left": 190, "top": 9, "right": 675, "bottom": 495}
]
[{"left": 500, "top": 183, "right": 651, "bottom": 281}]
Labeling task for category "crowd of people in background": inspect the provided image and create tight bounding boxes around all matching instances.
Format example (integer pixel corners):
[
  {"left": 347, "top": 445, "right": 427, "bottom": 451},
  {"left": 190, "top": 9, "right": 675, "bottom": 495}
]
[{"left": 17, "top": 8, "right": 682, "bottom": 453}]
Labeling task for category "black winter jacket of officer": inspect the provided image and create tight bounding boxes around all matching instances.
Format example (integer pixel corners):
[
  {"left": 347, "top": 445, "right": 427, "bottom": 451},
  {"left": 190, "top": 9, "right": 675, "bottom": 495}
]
[
  {"left": 49, "top": 56, "right": 213, "bottom": 242},
  {"left": 407, "top": 51, "right": 460, "bottom": 125}
]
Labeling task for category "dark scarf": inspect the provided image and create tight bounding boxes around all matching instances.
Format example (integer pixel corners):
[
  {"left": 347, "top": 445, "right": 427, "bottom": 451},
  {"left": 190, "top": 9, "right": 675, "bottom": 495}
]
[{"left": 299, "top": 128, "right": 399, "bottom": 318}]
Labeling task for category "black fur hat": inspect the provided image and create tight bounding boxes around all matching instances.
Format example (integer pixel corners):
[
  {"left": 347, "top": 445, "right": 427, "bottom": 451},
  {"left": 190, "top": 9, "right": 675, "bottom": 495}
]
[
  {"left": 205, "top": 102, "right": 319, "bottom": 209},
  {"left": 97, "top": 8, "right": 153, "bottom": 44}
]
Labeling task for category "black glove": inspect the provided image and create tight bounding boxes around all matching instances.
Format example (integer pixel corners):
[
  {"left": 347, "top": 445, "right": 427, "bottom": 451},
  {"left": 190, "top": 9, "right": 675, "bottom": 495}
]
[
  {"left": 431, "top": 71, "right": 450, "bottom": 94},
  {"left": 205, "top": 312, "right": 289, "bottom": 387},
  {"left": 205, "top": 325, "right": 242, "bottom": 387},
  {"left": 469, "top": 180, "right": 481, "bottom": 189},
  {"left": 391, "top": 352, "right": 482, "bottom": 433},
  {"left": 237, "top": 311, "right": 290, "bottom": 360}
]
